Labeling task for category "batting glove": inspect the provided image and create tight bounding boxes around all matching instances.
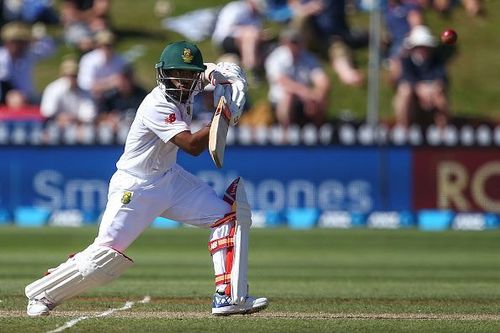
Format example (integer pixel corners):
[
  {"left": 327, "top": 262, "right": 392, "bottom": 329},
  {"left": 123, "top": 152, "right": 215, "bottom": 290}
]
[{"left": 211, "top": 62, "right": 247, "bottom": 125}]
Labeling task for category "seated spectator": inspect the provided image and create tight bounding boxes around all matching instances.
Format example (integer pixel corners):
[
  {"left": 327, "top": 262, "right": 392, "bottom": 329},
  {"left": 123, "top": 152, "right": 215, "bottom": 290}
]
[
  {"left": 96, "top": 65, "right": 147, "bottom": 130},
  {"left": 211, "top": 0, "right": 271, "bottom": 80},
  {"left": 416, "top": 0, "right": 483, "bottom": 16},
  {"left": 62, "top": 20, "right": 95, "bottom": 54},
  {"left": 393, "top": 25, "right": 452, "bottom": 129},
  {"left": 288, "top": 0, "right": 324, "bottom": 22},
  {"left": 0, "top": 80, "right": 14, "bottom": 104},
  {"left": 77, "top": 29, "right": 127, "bottom": 99},
  {"left": 1, "top": 0, "right": 59, "bottom": 25},
  {"left": 0, "top": 21, "right": 56, "bottom": 103},
  {"left": 89, "top": 0, "right": 112, "bottom": 30},
  {"left": 417, "top": 0, "right": 452, "bottom": 14},
  {"left": 0, "top": 89, "right": 43, "bottom": 123},
  {"left": 292, "top": 0, "right": 368, "bottom": 87},
  {"left": 461, "top": 0, "right": 484, "bottom": 16},
  {"left": 40, "top": 58, "right": 97, "bottom": 132},
  {"left": 4, "top": 89, "right": 32, "bottom": 109},
  {"left": 265, "top": 28, "right": 330, "bottom": 128},
  {"left": 384, "top": 0, "right": 424, "bottom": 85},
  {"left": 60, "top": 0, "right": 112, "bottom": 54}
]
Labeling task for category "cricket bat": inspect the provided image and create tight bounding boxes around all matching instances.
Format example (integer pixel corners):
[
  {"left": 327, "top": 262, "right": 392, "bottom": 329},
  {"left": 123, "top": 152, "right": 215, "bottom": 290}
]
[{"left": 209, "top": 96, "right": 231, "bottom": 168}]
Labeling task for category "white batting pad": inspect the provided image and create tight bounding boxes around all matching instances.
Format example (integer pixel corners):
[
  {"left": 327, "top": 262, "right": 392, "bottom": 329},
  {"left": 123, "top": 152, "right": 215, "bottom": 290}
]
[
  {"left": 231, "top": 178, "right": 252, "bottom": 304},
  {"left": 25, "top": 245, "right": 133, "bottom": 305}
]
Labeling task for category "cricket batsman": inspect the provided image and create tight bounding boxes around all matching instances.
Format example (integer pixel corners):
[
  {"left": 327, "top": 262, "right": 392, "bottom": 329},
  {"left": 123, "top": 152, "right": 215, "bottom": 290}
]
[{"left": 25, "top": 41, "right": 268, "bottom": 316}]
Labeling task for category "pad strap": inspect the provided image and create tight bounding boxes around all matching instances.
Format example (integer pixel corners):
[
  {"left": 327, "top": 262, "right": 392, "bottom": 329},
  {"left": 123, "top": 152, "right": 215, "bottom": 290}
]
[
  {"left": 210, "top": 212, "right": 236, "bottom": 228},
  {"left": 215, "top": 273, "right": 231, "bottom": 286},
  {"left": 208, "top": 235, "right": 235, "bottom": 254}
]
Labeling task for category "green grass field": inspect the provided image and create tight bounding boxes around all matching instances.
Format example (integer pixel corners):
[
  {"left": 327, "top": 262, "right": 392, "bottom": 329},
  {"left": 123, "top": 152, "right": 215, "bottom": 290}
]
[{"left": 1, "top": 226, "right": 500, "bottom": 332}]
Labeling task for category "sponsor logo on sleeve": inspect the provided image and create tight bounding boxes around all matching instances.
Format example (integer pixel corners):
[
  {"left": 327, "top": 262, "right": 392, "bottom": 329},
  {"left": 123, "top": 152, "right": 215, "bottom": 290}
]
[{"left": 165, "top": 114, "right": 176, "bottom": 124}]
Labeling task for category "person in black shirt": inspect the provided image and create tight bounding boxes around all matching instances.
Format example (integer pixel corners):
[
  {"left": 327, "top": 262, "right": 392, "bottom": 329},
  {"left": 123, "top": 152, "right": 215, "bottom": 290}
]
[
  {"left": 393, "top": 25, "right": 452, "bottom": 128},
  {"left": 96, "top": 65, "right": 148, "bottom": 130}
]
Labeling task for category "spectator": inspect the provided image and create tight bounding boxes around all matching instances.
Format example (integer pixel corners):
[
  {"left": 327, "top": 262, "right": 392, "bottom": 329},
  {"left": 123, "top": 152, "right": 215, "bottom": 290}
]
[
  {"left": 393, "top": 25, "right": 451, "bottom": 129},
  {"left": 211, "top": 0, "right": 270, "bottom": 80},
  {"left": 59, "top": 0, "right": 93, "bottom": 25},
  {"left": 61, "top": 20, "right": 95, "bottom": 54},
  {"left": 60, "top": 0, "right": 112, "bottom": 54},
  {"left": 4, "top": 89, "right": 29, "bottom": 108},
  {"left": 0, "top": 79, "right": 14, "bottom": 104},
  {"left": 77, "top": 29, "right": 127, "bottom": 99},
  {"left": 0, "top": 21, "right": 56, "bottom": 103},
  {"left": 461, "top": 0, "right": 484, "bottom": 16},
  {"left": 60, "top": 0, "right": 112, "bottom": 30},
  {"left": 1, "top": 0, "right": 59, "bottom": 25},
  {"left": 89, "top": 0, "right": 113, "bottom": 30},
  {"left": 40, "top": 58, "right": 97, "bottom": 134},
  {"left": 291, "top": 0, "right": 369, "bottom": 87},
  {"left": 384, "top": 0, "right": 424, "bottom": 85},
  {"left": 0, "top": 89, "right": 42, "bottom": 125},
  {"left": 96, "top": 64, "right": 147, "bottom": 130},
  {"left": 417, "top": 0, "right": 452, "bottom": 14},
  {"left": 416, "top": 0, "right": 483, "bottom": 16},
  {"left": 265, "top": 28, "right": 330, "bottom": 128}
]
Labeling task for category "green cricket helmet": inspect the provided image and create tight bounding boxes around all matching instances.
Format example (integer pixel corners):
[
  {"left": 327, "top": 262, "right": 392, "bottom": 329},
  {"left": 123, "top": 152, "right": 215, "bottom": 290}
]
[{"left": 155, "top": 41, "right": 207, "bottom": 103}]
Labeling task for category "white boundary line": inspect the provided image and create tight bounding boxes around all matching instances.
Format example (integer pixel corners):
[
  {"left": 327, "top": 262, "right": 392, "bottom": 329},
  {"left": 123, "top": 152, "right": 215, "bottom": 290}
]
[{"left": 46, "top": 296, "right": 150, "bottom": 333}]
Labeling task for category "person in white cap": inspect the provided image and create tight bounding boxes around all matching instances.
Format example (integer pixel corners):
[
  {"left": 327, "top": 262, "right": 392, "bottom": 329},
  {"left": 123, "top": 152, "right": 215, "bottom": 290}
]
[{"left": 393, "top": 25, "right": 452, "bottom": 129}]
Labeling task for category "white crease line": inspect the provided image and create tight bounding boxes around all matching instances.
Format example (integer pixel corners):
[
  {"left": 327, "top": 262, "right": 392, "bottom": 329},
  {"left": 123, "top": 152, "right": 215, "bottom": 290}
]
[{"left": 46, "top": 296, "right": 150, "bottom": 333}]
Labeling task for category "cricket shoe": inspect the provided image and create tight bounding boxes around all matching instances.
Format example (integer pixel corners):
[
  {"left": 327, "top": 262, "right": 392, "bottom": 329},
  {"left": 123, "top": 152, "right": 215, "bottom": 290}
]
[
  {"left": 27, "top": 298, "right": 55, "bottom": 317},
  {"left": 211, "top": 292, "right": 268, "bottom": 315}
]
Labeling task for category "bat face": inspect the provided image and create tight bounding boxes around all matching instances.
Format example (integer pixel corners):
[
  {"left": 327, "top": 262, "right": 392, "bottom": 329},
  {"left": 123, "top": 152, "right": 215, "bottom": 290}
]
[{"left": 209, "top": 96, "right": 230, "bottom": 168}]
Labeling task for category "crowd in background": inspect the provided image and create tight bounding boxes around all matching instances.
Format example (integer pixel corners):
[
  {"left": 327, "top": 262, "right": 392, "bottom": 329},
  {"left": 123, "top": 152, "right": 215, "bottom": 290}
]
[
  {"left": 0, "top": 0, "right": 487, "bottom": 145},
  {"left": 0, "top": 0, "right": 150, "bottom": 144},
  {"left": 210, "top": 0, "right": 482, "bottom": 131}
]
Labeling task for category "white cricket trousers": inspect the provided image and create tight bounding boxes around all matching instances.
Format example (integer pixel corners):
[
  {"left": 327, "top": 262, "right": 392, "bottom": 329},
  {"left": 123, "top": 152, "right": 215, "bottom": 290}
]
[{"left": 93, "top": 164, "right": 232, "bottom": 276}]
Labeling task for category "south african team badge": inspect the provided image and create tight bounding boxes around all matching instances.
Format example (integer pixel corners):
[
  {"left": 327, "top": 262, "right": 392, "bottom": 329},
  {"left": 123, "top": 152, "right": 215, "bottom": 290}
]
[
  {"left": 182, "top": 48, "right": 193, "bottom": 63},
  {"left": 121, "top": 191, "right": 133, "bottom": 204}
]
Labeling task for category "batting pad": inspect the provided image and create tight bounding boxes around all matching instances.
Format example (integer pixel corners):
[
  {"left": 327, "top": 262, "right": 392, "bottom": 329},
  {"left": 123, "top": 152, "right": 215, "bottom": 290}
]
[
  {"left": 25, "top": 245, "right": 133, "bottom": 305},
  {"left": 231, "top": 178, "right": 252, "bottom": 304}
]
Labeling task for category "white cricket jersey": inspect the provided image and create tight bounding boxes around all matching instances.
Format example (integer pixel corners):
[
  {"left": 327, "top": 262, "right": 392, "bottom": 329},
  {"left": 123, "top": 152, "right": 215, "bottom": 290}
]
[{"left": 116, "top": 86, "right": 194, "bottom": 178}]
